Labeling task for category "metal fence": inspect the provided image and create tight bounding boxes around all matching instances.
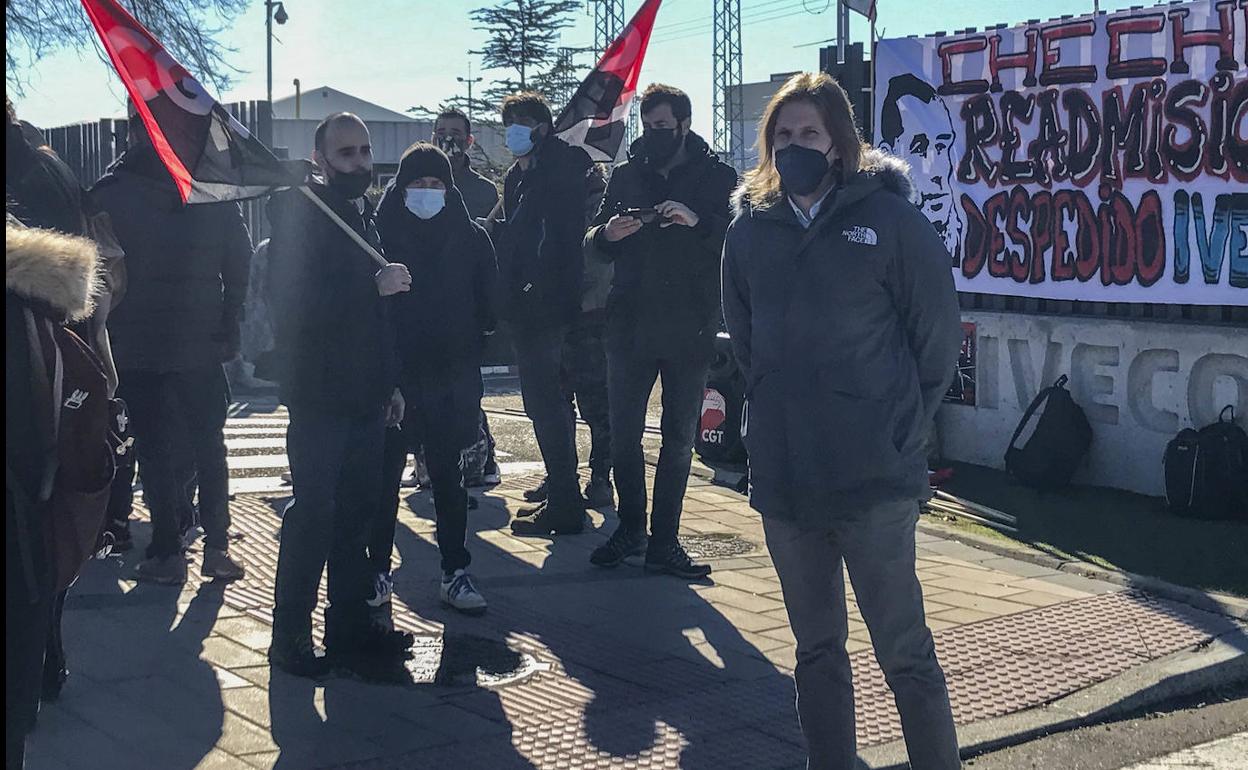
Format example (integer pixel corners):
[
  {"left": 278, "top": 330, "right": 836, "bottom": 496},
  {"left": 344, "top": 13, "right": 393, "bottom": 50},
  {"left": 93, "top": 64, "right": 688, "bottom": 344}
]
[{"left": 42, "top": 101, "right": 275, "bottom": 244}]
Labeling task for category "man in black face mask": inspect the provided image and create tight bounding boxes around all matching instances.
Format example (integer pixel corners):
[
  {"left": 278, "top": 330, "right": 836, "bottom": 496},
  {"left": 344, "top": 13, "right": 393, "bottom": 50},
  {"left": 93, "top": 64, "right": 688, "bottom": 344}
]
[
  {"left": 584, "top": 84, "right": 739, "bottom": 579},
  {"left": 266, "top": 112, "right": 414, "bottom": 678}
]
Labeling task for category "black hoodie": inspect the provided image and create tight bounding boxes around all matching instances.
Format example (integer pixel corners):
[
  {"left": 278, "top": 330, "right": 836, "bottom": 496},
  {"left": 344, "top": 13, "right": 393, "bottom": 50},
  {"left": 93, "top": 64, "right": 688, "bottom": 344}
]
[{"left": 376, "top": 178, "right": 498, "bottom": 375}]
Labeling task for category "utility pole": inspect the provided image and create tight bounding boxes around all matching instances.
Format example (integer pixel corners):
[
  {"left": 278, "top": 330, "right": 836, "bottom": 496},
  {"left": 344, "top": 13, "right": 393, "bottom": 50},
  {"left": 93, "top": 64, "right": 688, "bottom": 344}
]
[
  {"left": 265, "top": 0, "right": 289, "bottom": 107},
  {"left": 713, "top": 0, "right": 744, "bottom": 170},
  {"left": 837, "top": 0, "right": 848, "bottom": 64},
  {"left": 457, "top": 62, "right": 483, "bottom": 123}
]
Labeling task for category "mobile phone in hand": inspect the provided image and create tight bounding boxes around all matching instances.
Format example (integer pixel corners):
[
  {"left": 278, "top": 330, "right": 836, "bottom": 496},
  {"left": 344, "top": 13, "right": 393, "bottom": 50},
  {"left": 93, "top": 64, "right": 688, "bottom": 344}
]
[{"left": 620, "top": 207, "right": 665, "bottom": 224}]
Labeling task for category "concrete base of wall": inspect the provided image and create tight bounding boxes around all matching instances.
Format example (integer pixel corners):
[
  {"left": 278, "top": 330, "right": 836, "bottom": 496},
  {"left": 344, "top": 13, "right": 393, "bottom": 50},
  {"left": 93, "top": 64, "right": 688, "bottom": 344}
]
[{"left": 937, "top": 312, "right": 1248, "bottom": 496}]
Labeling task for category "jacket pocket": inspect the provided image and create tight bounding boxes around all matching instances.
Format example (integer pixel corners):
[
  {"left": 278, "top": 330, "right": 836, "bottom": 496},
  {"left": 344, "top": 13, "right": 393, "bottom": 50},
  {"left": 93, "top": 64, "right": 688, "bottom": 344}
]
[{"left": 807, "top": 369, "right": 904, "bottom": 490}]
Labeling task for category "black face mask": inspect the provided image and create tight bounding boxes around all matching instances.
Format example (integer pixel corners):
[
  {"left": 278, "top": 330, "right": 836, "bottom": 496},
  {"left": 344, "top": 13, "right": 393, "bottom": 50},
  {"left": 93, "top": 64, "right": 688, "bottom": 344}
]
[
  {"left": 642, "top": 128, "right": 682, "bottom": 166},
  {"left": 775, "top": 144, "right": 833, "bottom": 196},
  {"left": 325, "top": 162, "right": 372, "bottom": 199}
]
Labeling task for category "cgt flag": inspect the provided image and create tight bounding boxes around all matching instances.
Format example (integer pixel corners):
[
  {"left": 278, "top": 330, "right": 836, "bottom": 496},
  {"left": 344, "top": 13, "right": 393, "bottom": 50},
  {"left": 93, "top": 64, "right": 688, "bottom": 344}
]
[
  {"left": 80, "top": 0, "right": 304, "bottom": 204},
  {"left": 553, "top": 0, "right": 662, "bottom": 163}
]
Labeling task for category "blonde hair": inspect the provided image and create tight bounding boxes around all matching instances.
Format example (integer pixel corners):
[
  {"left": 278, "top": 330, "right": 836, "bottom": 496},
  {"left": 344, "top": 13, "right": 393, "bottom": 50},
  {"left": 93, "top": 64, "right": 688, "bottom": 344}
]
[{"left": 742, "top": 72, "right": 868, "bottom": 208}]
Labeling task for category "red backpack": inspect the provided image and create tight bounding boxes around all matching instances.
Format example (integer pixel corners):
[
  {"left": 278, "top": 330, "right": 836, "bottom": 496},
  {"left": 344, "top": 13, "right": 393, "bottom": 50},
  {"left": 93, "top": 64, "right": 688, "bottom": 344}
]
[{"left": 24, "top": 307, "right": 119, "bottom": 591}]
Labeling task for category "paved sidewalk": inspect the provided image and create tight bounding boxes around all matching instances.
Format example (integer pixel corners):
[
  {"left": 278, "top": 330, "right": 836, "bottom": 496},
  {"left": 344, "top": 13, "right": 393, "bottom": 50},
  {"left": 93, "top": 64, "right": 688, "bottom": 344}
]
[{"left": 25, "top": 467, "right": 1247, "bottom": 770}]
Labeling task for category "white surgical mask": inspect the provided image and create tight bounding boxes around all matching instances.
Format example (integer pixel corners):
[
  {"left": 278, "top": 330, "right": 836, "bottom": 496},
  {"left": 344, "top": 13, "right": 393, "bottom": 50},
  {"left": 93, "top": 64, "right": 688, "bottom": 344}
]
[
  {"left": 404, "top": 188, "right": 446, "bottom": 219},
  {"left": 505, "top": 123, "right": 536, "bottom": 156}
]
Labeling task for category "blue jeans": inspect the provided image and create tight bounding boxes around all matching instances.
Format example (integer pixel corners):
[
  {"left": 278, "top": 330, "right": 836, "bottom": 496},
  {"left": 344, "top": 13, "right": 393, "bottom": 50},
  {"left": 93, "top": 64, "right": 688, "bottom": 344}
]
[
  {"left": 273, "top": 407, "right": 382, "bottom": 643},
  {"left": 608, "top": 346, "right": 708, "bottom": 545},
  {"left": 762, "top": 500, "right": 960, "bottom": 770}
]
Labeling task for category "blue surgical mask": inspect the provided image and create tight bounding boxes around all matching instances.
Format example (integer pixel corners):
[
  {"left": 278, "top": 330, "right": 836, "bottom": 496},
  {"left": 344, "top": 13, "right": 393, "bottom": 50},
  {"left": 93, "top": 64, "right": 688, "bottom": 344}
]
[
  {"left": 404, "top": 188, "right": 446, "bottom": 219},
  {"left": 506, "top": 123, "right": 536, "bottom": 156}
]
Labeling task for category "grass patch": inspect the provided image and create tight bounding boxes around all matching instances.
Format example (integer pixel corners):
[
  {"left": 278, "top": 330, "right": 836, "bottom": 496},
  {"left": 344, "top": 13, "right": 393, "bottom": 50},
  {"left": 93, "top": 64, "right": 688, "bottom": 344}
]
[{"left": 935, "top": 462, "right": 1248, "bottom": 597}]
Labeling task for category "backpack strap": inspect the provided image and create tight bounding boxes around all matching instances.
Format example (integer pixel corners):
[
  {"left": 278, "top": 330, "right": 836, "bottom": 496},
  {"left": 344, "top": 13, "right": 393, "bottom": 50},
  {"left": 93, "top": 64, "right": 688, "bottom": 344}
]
[
  {"left": 1008, "top": 383, "right": 1055, "bottom": 450},
  {"left": 23, "top": 306, "right": 63, "bottom": 503}
]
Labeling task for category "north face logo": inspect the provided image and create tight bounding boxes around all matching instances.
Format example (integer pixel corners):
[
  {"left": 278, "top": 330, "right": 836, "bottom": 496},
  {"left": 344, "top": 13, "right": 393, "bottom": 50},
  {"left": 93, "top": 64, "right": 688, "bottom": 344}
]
[
  {"left": 64, "top": 389, "right": 89, "bottom": 410},
  {"left": 843, "top": 226, "right": 878, "bottom": 246}
]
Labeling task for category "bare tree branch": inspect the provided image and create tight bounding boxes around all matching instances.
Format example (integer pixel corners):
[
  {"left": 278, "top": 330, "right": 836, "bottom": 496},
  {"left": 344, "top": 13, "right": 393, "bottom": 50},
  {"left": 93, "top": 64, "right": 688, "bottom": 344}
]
[{"left": 6, "top": 0, "right": 249, "bottom": 96}]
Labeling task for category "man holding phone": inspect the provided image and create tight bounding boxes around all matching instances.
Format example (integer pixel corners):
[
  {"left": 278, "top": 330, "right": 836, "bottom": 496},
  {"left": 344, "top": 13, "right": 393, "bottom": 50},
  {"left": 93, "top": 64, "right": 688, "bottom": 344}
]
[{"left": 584, "top": 84, "right": 738, "bottom": 578}]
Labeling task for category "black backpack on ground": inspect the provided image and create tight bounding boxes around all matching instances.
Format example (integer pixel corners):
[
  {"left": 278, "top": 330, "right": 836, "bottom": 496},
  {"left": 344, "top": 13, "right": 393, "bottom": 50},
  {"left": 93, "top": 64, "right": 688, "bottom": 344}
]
[
  {"left": 1164, "top": 406, "right": 1248, "bottom": 520},
  {"left": 1005, "top": 375, "right": 1093, "bottom": 490}
]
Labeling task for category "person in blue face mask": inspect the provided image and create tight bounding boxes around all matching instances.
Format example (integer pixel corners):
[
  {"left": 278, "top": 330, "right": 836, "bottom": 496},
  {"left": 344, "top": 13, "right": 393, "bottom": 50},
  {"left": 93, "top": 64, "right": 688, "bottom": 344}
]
[
  {"left": 722, "top": 73, "right": 963, "bottom": 770},
  {"left": 489, "top": 92, "right": 607, "bottom": 537},
  {"left": 374, "top": 143, "right": 498, "bottom": 615}
]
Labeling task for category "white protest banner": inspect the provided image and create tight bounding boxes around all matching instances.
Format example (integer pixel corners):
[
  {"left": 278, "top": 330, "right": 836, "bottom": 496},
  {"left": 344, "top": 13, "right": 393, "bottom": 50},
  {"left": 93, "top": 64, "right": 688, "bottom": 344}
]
[{"left": 873, "top": 0, "right": 1246, "bottom": 305}]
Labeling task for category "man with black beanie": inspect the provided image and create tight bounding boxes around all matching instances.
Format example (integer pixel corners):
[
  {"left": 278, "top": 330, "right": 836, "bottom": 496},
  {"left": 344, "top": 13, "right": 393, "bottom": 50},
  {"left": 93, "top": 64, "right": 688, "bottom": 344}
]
[{"left": 374, "top": 143, "right": 497, "bottom": 614}]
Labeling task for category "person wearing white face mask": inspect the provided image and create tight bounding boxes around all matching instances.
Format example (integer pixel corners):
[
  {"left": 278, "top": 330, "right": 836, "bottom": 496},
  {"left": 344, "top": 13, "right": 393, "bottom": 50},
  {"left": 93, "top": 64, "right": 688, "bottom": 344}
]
[{"left": 374, "top": 143, "right": 498, "bottom": 614}]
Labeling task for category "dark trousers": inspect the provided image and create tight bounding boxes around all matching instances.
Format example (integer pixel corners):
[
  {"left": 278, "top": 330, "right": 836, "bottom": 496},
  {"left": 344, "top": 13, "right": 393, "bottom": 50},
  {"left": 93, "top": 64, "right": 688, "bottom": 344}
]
[
  {"left": 608, "top": 346, "right": 708, "bottom": 545},
  {"left": 512, "top": 324, "right": 581, "bottom": 508},
  {"left": 273, "top": 407, "right": 382, "bottom": 643},
  {"left": 119, "top": 366, "right": 230, "bottom": 559},
  {"left": 378, "top": 403, "right": 472, "bottom": 576},
  {"left": 763, "top": 502, "right": 960, "bottom": 770},
  {"left": 6, "top": 509, "right": 53, "bottom": 770},
  {"left": 562, "top": 315, "right": 611, "bottom": 478}
]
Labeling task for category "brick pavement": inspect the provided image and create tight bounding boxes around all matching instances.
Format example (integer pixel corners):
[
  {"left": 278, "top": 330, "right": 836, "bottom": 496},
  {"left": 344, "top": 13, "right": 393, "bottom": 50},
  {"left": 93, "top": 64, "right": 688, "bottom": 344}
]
[{"left": 24, "top": 469, "right": 1246, "bottom": 770}]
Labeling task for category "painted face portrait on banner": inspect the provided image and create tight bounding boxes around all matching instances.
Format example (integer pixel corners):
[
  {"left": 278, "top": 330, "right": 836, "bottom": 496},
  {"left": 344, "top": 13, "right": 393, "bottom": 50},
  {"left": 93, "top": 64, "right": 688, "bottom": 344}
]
[
  {"left": 873, "top": 0, "right": 1247, "bottom": 306},
  {"left": 879, "top": 73, "right": 965, "bottom": 267}
]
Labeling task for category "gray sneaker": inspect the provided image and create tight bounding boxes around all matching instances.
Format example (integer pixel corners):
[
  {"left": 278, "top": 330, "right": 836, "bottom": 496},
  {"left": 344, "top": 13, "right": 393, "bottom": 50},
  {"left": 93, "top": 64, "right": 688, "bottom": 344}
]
[
  {"left": 202, "top": 548, "right": 245, "bottom": 581},
  {"left": 135, "top": 554, "right": 188, "bottom": 585},
  {"left": 440, "top": 570, "right": 487, "bottom": 615}
]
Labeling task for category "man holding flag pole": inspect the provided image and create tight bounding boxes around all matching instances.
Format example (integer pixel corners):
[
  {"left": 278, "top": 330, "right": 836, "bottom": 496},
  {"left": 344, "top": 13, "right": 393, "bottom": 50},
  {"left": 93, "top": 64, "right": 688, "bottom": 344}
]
[{"left": 78, "top": 0, "right": 415, "bottom": 677}]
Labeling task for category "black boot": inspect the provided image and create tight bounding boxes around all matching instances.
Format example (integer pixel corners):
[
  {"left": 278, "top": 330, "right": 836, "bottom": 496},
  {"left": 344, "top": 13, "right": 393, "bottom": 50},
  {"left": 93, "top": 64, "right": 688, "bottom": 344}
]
[
  {"left": 268, "top": 632, "right": 332, "bottom": 679},
  {"left": 583, "top": 473, "right": 615, "bottom": 509},
  {"left": 522, "top": 478, "right": 549, "bottom": 504},
  {"left": 511, "top": 501, "right": 586, "bottom": 536},
  {"left": 645, "top": 540, "right": 712, "bottom": 579},
  {"left": 590, "top": 525, "right": 647, "bottom": 567}
]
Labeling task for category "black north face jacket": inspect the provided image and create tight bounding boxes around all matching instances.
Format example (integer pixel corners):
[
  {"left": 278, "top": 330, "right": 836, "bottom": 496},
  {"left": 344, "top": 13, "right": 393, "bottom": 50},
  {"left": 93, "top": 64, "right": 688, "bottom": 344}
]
[{"left": 721, "top": 149, "right": 961, "bottom": 525}]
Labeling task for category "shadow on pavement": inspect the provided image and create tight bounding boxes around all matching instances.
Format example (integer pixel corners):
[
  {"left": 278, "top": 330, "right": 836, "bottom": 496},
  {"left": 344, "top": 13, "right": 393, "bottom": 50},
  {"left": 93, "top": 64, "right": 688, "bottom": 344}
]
[
  {"left": 27, "top": 522, "right": 227, "bottom": 770},
  {"left": 378, "top": 481, "right": 806, "bottom": 769}
]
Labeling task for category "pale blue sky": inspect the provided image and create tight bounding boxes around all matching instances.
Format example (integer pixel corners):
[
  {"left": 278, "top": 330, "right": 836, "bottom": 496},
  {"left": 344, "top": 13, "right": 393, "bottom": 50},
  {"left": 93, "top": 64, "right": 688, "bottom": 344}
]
[{"left": 11, "top": 0, "right": 1143, "bottom": 140}]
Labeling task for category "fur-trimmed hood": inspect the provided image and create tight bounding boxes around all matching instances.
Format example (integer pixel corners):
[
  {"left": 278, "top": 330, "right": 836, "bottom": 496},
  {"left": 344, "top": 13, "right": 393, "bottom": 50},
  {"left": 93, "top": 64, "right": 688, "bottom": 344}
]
[
  {"left": 731, "top": 147, "right": 914, "bottom": 218},
  {"left": 6, "top": 219, "right": 101, "bottom": 321}
]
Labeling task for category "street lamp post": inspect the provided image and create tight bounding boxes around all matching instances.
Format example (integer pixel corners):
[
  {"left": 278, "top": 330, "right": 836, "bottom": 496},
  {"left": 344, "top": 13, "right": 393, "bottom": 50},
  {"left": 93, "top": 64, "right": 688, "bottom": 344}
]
[
  {"left": 457, "top": 62, "right": 483, "bottom": 123},
  {"left": 265, "top": 0, "right": 289, "bottom": 107}
]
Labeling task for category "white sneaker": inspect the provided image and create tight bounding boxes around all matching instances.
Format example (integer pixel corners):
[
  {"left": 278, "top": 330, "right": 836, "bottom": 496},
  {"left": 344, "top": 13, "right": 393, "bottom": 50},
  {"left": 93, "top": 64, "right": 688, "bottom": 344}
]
[
  {"left": 367, "top": 571, "right": 394, "bottom": 607},
  {"left": 440, "top": 570, "right": 487, "bottom": 615}
]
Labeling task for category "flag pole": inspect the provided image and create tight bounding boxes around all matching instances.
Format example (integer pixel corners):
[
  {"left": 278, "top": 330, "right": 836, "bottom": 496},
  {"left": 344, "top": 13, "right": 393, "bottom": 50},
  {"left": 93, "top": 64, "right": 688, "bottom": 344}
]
[
  {"left": 297, "top": 187, "right": 389, "bottom": 268},
  {"left": 870, "top": 12, "right": 877, "bottom": 141}
]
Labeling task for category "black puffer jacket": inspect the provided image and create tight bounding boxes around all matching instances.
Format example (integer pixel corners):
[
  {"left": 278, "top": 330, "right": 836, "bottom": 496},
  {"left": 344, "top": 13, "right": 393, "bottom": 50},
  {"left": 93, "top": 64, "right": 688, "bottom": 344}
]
[
  {"left": 495, "top": 136, "right": 604, "bottom": 331},
  {"left": 266, "top": 182, "right": 396, "bottom": 416},
  {"left": 91, "top": 152, "right": 251, "bottom": 372},
  {"left": 376, "top": 183, "right": 498, "bottom": 372},
  {"left": 586, "top": 132, "right": 738, "bottom": 359},
  {"left": 722, "top": 149, "right": 962, "bottom": 525}
]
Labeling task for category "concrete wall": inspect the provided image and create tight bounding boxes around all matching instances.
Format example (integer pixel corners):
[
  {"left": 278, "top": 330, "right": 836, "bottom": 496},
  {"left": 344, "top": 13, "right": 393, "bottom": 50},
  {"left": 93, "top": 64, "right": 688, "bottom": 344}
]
[{"left": 937, "top": 312, "right": 1248, "bottom": 496}]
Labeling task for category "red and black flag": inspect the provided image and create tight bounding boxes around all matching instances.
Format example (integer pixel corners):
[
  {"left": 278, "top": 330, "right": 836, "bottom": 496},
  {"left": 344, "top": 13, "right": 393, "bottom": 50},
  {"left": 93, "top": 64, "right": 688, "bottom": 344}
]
[
  {"left": 554, "top": 0, "right": 663, "bottom": 163},
  {"left": 80, "top": 0, "right": 304, "bottom": 204}
]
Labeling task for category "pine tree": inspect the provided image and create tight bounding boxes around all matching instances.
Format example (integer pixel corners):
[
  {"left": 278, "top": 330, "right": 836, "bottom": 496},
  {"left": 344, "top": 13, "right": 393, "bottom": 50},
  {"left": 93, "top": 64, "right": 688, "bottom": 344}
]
[{"left": 470, "top": 0, "right": 581, "bottom": 106}]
